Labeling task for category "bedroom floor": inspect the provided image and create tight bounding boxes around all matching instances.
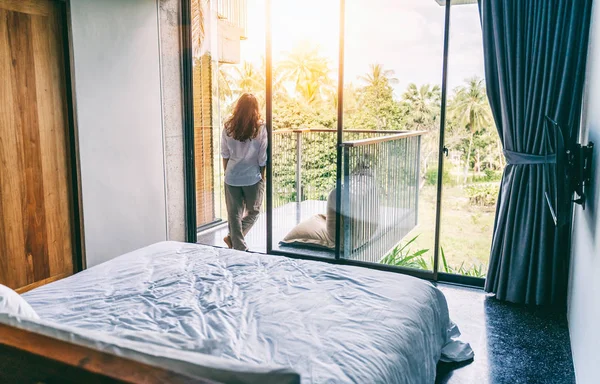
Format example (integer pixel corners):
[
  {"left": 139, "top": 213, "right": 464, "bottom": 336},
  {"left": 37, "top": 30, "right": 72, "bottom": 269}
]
[
  {"left": 436, "top": 284, "right": 575, "bottom": 384},
  {"left": 197, "top": 201, "right": 335, "bottom": 257}
]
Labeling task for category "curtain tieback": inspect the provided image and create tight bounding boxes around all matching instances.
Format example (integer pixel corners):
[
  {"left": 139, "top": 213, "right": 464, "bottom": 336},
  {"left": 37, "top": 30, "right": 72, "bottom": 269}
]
[{"left": 503, "top": 149, "right": 556, "bottom": 165}]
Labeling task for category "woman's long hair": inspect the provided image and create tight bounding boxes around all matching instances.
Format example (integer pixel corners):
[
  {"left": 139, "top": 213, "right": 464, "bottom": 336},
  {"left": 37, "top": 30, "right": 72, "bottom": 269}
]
[{"left": 224, "top": 93, "right": 261, "bottom": 142}]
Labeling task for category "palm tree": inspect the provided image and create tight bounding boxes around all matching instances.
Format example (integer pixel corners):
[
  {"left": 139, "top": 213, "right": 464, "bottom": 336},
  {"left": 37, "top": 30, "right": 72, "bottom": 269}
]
[
  {"left": 191, "top": 0, "right": 204, "bottom": 58},
  {"left": 218, "top": 65, "right": 234, "bottom": 101},
  {"left": 342, "top": 83, "right": 359, "bottom": 113},
  {"left": 448, "top": 77, "right": 493, "bottom": 183},
  {"left": 359, "top": 64, "right": 399, "bottom": 88},
  {"left": 228, "top": 61, "right": 267, "bottom": 112},
  {"left": 401, "top": 83, "right": 441, "bottom": 174},
  {"left": 234, "top": 61, "right": 264, "bottom": 94},
  {"left": 401, "top": 83, "right": 441, "bottom": 131},
  {"left": 260, "top": 58, "right": 289, "bottom": 103},
  {"left": 279, "top": 43, "right": 334, "bottom": 105}
]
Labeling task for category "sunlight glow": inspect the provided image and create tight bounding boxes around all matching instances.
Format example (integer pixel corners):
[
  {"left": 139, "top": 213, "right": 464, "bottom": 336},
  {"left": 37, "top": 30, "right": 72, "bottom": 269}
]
[{"left": 239, "top": 0, "right": 484, "bottom": 94}]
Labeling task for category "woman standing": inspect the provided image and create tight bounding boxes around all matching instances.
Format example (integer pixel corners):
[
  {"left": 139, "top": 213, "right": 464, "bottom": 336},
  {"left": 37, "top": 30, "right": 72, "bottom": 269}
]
[{"left": 221, "top": 93, "right": 267, "bottom": 251}]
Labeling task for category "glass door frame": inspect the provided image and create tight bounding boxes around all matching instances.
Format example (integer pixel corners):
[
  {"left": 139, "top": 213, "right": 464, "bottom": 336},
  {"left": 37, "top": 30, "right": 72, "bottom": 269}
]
[{"left": 181, "top": 0, "right": 486, "bottom": 287}]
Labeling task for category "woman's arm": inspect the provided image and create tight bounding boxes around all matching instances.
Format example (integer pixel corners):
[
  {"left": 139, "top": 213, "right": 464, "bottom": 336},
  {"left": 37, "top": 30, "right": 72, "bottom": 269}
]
[
  {"left": 221, "top": 129, "right": 230, "bottom": 163},
  {"left": 221, "top": 129, "right": 230, "bottom": 172},
  {"left": 258, "top": 126, "right": 268, "bottom": 180}
]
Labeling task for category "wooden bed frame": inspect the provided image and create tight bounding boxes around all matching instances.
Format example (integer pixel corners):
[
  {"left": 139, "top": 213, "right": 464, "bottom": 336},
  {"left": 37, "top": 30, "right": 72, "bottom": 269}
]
[{"left": 0, "top": 323, "right": 221, "bottom": 384}]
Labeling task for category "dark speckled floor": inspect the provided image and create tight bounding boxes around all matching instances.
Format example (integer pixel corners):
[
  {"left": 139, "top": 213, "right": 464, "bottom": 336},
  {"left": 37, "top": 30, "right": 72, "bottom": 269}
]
[{"left": 436, "top": 284, "right": 575, "bottom": 384}]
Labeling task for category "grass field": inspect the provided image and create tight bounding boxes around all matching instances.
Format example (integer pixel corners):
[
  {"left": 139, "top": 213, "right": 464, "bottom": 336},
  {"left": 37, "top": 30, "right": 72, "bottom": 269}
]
[{"left": 400, "top": 183, "right": 498, "bottom": 276}]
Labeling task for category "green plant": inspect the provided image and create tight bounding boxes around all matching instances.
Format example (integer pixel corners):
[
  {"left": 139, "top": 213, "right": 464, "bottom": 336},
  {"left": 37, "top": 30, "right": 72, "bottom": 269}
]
[
  {"left": 440, "top": 246, "right": 449, "bottom": 272},
  {"left": 439, "top": 247, "right": 486, "bottom": 277},
  {"left": 424, "top": 167, "right": 453, "bottom": 186},
  {"left": 484, "top": 168, "right": 498, "bottom": 181},
  {"left": 382, "top": 242, "right": 487, "bottom": 278},
  {"left": 465, "top": 183, "right": 499, "bottom": 206},
  {"left": 470, "top": 169, "right": 502, "bottom": 183},
  {"left": 381, "top": 235, "right": 429, "bottom": 268}
]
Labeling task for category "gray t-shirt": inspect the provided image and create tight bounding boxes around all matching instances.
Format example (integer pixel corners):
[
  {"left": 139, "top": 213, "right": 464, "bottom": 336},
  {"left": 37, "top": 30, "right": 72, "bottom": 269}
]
[{"left": 221, "top": 125, "right": 267, "bottom": 187}]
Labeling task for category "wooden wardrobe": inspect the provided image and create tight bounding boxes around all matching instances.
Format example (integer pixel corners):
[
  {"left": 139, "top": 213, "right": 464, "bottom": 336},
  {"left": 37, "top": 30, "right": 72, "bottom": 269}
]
[{"left": 0, "top": 0, "right": 81, "bottom": 292}]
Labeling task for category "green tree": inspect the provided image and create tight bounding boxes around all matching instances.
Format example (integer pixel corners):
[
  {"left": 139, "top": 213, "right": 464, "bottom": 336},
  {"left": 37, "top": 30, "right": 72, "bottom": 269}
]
[
  {"left": 341, "top": 83, "right": 359, "bottom": 117},
  {"left": 358, "top": 64, "right": 399, "bottom": 90},
  {"left": 349, "top": 64, "right": 402, "bottom": 130},
  {"left": 234, "top": 61, "right": 264, "bottom": 94},
  {"left": 218, "top": 65, "right": 234, "bottom": 100},
  {"left": 401, "top": 84, "right": 440, "bottom": 131},
  {"left": 279, "top": 43, "right": 335, "bottom": 105},
  {"left": 448, "top": 77, "right": 493, "bottom": 183},
  {"left": 400, "top": 83, "right": 441, "bottom": 174}
]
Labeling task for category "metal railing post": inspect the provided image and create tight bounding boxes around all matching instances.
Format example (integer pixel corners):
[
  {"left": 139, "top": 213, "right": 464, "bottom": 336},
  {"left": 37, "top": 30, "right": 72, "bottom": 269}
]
[
  {"left": 415, "top": 136, "right": 421, "bottom": 226},
  {"left": 296, "top": 131, "right": 302, "bottom": 203},
  {"left": 265, "top": 0, "right": 273, "bottom": 253},
  {"left": 343, "top": 146, "right": 351, "bottom": 259}
]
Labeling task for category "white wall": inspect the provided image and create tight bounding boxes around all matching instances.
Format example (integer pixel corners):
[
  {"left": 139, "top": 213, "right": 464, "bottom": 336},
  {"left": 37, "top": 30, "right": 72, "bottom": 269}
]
[
  {"left": 70, "top": 0, "right": 168, "bottom": 267},
  {"left": 568, "top": 2, "right": 600, "bottom": 383}
]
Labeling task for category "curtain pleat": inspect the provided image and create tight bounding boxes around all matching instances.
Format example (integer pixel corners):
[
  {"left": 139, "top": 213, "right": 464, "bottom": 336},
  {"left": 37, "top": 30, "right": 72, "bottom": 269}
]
[{"left": 478, "top": 0, "right": 593, "bottom": 305}]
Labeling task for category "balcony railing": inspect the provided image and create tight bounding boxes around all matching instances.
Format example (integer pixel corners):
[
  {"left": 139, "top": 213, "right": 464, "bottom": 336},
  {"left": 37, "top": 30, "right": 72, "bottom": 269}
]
[
  {"left": 272, "top": 129, "right": 424, "bottom": 263},
  {"left": 340, "top": 132, "right": 422, "bottom": 263},
  {"left": 217, "top": 0, "right": 248, "bottom": 39}
]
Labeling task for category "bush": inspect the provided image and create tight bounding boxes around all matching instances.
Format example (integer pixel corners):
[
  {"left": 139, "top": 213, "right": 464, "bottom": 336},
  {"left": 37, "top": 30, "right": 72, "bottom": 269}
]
[
  {"left": 382, "top": 244, "right": 487, "bottom": 278},
  {"left": 465, "top": 183, "right": 500, "bottom": 206},
  {"left": 439, "top": 247, "right": 486, "bottom": 277},
  {"left": 424, "top": 167, "right": 452, "bottom": 186},
  {"left": 380, "top": 235, "right": 429, "bottom": 269},
  {"left": 471, "top": 169, "right": 502, "bottom": 183},
  {"left": 484, "top": 168, "right": 499, "bottom": 181}
]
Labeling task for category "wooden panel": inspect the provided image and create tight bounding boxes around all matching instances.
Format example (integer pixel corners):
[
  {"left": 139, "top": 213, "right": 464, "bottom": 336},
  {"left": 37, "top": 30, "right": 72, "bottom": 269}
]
[
  {"left": 0, "top": 0, "right": 51, "bottom": 16},
  {"left": 15, "top": 272, "right": 71, "bottom": 294},
  {"left": 6, "top": 9, "right": 49, "bottom": 283},
  {"left": 194, "top": 54, "right": 216, "bottom": 226},
  {"left": 0, "top": 9, "right": 27, "bottom": 288},
  {"left": 49, "top": 5, "right": 74, "bottom": 276},
  {"left": 0, "top": 324, "right": 221, "bottom": 384},
  {"left": 31, "top": 5, "right": 73, "bottom": 277},
  {"left": 0, "top": 0, "right": 75, "bottom": 290}
]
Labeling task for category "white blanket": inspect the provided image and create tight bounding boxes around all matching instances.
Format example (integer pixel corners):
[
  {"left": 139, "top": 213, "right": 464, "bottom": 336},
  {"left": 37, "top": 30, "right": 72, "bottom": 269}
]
[{"left": 24, "top": 241, "right": 472, "bottom": 383}]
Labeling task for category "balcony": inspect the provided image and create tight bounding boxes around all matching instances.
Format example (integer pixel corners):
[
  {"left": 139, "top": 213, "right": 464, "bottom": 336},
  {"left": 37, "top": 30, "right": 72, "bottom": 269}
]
[
  {"left": 217, "top": 0, "right": 247, "bottom": 39},
  {"left": 198, "top": 129, "right": 424, "bottom": 263}
]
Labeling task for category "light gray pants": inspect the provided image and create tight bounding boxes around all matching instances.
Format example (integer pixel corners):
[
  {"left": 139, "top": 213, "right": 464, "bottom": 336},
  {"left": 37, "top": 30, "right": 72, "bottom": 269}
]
[{"left": 224, "top": 180, "right": 265, "bottom": 251}]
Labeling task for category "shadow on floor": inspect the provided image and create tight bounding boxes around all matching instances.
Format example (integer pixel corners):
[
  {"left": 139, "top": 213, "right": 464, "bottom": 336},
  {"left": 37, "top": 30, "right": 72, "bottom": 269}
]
[
  {"left": 197, "top": 201, "right": 335, "bottom": 258},
  {"left": 435, "top": 284, "right": 575, "bottom": 384}
]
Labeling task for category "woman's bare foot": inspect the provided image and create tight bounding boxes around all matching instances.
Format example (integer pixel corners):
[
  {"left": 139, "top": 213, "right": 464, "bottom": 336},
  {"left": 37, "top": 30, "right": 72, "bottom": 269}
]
[{"left": 223, "top": 235, "right": 233, "bottom": 249}]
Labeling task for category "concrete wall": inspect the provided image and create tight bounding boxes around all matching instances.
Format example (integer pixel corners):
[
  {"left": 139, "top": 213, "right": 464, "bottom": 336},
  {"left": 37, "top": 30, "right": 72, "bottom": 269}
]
[
  {"left": 159, "top": 0, "right": 186, "bottom": 242},
  {"left": 567, "top": 2, "right": 600, "bottom": 383},
  {"left": 70, "top": 0, "right": 168, "bottom": 267}
]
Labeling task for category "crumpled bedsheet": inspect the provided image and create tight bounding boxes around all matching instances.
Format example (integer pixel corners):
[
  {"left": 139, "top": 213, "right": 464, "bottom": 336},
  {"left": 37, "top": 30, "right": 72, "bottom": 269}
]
[{"left": 24, "top": 241, "right": 473, "bottom": 383}]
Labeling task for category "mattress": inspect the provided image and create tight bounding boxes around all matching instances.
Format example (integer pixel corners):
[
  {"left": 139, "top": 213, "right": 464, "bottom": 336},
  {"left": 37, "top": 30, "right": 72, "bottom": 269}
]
[{"left": 24, "top": 241, "right": 472, "bottom": 384}]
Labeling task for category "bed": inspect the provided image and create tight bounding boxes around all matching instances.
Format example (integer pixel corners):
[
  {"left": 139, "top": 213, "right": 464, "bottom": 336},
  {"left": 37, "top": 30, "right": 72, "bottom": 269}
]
[{"left": 14, "top": 241, "right": 472, "bottom": 383}]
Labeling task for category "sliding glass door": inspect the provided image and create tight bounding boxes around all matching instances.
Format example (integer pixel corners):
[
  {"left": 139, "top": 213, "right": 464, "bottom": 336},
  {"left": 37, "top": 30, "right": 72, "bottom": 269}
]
[
  {"left": 267, "top": 0, "right": 341, "bottom": 257},
  {"left": 438, "top": 0, "right": 498, "bottom": 280},
  {"left": 189, "top": 0, "right": 491, "bottom": 284},
  {"left": 263, "top": 0, "right": 448, "bottom": 279},
  {"left": 193, "top": 0, "right": 267, "bottom": 250},
  {"left": 337, "top": 0, "right": 447, "bottom": 274}
]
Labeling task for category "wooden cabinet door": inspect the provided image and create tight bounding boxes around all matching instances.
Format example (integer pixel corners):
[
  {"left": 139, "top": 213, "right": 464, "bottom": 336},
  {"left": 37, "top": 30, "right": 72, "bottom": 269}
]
[{"left": 0, "top": 0, "right": 76, "bottom": 292}]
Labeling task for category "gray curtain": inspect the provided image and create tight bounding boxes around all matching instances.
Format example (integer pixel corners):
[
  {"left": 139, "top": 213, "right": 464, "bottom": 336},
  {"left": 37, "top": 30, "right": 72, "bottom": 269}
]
[{"left": 478, "top": 0, "right": 593, "bottom": 305}]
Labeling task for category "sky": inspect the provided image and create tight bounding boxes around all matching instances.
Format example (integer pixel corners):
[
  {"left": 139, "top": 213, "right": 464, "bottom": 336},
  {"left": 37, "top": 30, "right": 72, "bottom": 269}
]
[{"left": 236, "top": 0, "right": 485, "bottom": 97}]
